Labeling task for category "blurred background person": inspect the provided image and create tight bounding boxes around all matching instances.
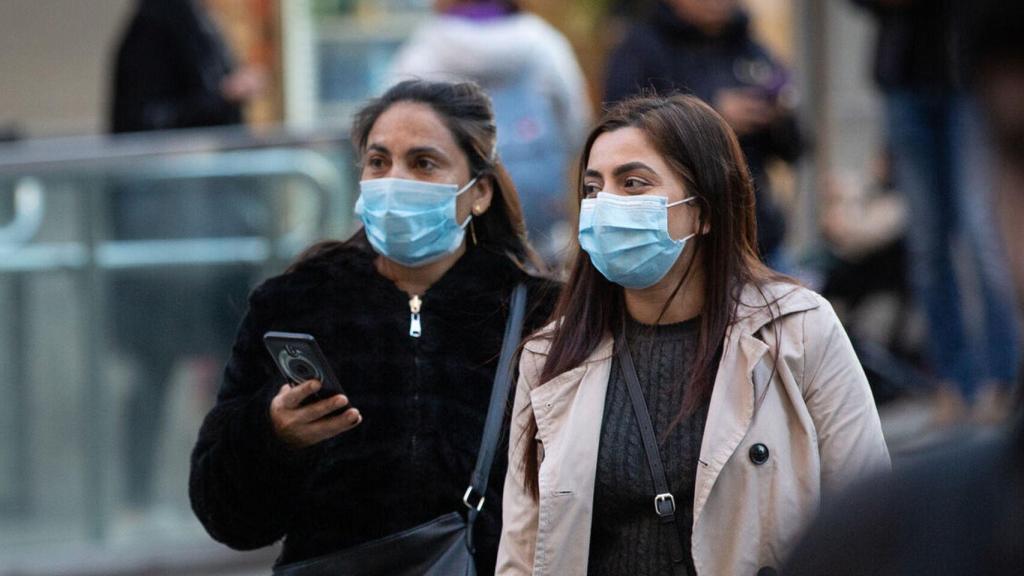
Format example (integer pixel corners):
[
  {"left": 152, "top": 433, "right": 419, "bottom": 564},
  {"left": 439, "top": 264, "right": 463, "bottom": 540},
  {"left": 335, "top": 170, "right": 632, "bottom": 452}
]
[
  {"left": 603, "top": 0, "right": 803, "bottom": 269},
  {"left": 109, "top": 0, "right": 267, "bottom": 514},
  {"left": 851, "top": 0, "right": 1020, "bottom": 418},
  {"left": 783, "top": 4, "right": 1024, "bottom": 572},
  {"left": 111, "top": 0, "right": 265, "bottom": 133},
  {"left": 817, "top": 149, "right": 922, "bottom": 406},
  {"left": 388, "top": 0, "right": 593, "bottom": 267}
]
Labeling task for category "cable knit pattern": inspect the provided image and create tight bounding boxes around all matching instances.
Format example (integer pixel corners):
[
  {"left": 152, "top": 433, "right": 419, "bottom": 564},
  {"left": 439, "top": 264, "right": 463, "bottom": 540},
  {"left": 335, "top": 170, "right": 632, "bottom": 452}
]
[{"left": 588, "top": 315, "right": 710, "bottom": 576}]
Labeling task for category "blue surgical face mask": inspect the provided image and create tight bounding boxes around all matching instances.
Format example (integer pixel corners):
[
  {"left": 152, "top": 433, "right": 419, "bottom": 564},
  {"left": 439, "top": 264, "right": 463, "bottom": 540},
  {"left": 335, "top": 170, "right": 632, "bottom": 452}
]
[
  {"left": 354, "top": 176, "right": 477, "bottom": 266},
  {"left": 578, "top": 192, "right": 697, "bottom": 289}
]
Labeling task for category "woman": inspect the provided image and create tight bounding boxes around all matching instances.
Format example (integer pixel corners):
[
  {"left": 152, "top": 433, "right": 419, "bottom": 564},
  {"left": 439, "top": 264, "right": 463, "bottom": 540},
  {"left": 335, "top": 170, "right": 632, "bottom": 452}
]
[
  {"left": 189, "top": 80, "right": 556, "bottom": 575},
  {"left": 497, "top": 95, "right": 890, "bottom": 576}
]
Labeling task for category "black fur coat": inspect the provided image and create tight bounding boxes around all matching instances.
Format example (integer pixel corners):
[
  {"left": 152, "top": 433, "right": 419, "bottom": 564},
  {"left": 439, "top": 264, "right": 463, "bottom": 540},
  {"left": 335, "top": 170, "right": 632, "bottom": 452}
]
[{"left": 189, "top": 243, "right": 557, "bottom": 573}]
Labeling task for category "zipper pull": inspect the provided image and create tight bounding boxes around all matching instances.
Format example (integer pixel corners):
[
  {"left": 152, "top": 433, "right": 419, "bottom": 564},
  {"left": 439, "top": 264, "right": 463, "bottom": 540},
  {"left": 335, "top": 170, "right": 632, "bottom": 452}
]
[{"left": 409, "top": 294, "right": 422, "bottom": 338}]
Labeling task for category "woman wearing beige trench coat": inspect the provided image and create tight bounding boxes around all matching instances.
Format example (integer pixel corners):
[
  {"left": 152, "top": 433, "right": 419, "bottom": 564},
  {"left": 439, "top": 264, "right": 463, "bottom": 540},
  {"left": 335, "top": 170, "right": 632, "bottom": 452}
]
[{"left": 497, "top": 95, "right": 890, "bottom": 576}]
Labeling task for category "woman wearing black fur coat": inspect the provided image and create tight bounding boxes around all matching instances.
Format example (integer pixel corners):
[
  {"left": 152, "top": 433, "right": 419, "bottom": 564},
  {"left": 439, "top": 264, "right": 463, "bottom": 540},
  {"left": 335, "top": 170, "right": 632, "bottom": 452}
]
[{"left": 189, "top": 80, "right": 558, "bottom": 575}]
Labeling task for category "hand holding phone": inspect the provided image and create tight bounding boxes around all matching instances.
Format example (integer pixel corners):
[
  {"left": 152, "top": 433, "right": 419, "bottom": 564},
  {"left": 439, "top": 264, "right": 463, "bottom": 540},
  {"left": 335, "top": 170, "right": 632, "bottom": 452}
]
[
  {"left": 264, "top": 332, "right": 360, "bottom": 448},
  {"left": 269, "top": 381, "right": 360, "bottom": 448}
]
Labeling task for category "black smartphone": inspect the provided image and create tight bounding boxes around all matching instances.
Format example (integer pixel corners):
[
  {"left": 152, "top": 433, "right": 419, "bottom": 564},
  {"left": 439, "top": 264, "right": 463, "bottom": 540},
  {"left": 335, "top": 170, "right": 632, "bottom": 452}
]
[{"left": 263, "top": 331, "right": 346, "bottom": 405}]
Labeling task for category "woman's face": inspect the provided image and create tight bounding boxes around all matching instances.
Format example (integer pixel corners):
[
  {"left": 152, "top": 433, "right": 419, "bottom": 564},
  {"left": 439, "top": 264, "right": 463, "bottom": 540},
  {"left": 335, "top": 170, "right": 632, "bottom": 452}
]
[
  {"left": 583, "top": 126, "right": 701, "bottom": 243},
  {"left": 361, "top": 101, "right": 492, "bottom": 224}
]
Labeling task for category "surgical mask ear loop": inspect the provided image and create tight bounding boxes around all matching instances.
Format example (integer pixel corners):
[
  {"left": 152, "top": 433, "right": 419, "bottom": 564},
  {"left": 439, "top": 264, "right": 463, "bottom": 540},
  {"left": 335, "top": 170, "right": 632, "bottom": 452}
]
[
  {"left": 666, "top": 195, "right": 698, "bottom": 209},
  {"left": 667, "top": 196, "right": 699, "bottom": 242},
  {"left": 454, "top": 175, "right": 481, "bottom": 229},
  {"left": 456, "top": 176, "right": 480, "bottom": 196}
]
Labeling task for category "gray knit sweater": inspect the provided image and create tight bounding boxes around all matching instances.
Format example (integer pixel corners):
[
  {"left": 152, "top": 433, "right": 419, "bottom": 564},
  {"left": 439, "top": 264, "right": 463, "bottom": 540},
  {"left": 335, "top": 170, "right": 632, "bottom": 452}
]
[{"left": 587, "top": 315, "right": 710, "bottom": 576}]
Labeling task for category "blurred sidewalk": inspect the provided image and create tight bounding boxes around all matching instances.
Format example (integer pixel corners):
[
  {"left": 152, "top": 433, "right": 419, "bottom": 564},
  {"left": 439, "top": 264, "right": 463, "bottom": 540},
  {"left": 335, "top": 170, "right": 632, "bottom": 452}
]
[{"left": 1, "top": 536, "right": 278, "bottom": 576}]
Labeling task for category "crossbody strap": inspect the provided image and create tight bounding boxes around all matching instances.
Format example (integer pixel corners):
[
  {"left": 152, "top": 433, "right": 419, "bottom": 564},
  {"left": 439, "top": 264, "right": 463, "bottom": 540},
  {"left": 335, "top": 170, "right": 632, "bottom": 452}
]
[
  {"left": 463, "top": 282, "right": 528, "bottom": 552},
  {"left": 616, "top": 339, "right": 688, "bottom": 576}
]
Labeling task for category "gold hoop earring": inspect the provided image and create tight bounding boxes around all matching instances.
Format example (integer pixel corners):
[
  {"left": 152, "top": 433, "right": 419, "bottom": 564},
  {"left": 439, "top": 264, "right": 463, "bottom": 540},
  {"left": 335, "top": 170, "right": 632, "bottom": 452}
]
[{"left": 469, "top": 219, "right": 478, "bottom": 246}]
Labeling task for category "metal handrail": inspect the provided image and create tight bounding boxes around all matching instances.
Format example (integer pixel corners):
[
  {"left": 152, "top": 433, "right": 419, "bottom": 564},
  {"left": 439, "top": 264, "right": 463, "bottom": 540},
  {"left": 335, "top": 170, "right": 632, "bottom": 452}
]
[
  {"left": 0, "top": 124, "right": 351, "bottom": 173},
  {"left": 0, "top": 147, "right": 351, "bottom": 272}
]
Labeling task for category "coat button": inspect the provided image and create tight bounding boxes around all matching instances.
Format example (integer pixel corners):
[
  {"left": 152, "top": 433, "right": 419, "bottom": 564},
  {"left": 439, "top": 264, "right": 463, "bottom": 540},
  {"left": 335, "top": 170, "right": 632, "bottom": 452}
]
[{"left": 749, "top": 443, "right": 769, "bottom": 465}]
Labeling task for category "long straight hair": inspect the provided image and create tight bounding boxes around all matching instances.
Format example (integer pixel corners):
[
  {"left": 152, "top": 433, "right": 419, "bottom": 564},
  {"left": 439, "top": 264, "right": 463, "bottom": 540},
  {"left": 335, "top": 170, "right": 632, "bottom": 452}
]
[
  {"left": 520, "top": 94, "right": 790, "bottom": 496},
  {"left": 292, "top": 80, "right": 543, "bottom": 272}
]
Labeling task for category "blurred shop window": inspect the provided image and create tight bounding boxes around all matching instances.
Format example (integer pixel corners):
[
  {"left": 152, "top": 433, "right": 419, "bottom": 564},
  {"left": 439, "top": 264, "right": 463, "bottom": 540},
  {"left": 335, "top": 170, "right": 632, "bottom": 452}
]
[{"left": 285, "top": 0, "right": 432, "bottom": 126}]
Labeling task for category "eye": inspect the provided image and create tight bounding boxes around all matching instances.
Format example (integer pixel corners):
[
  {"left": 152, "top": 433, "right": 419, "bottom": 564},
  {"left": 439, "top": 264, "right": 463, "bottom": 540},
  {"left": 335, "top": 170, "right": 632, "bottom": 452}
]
[
  {"left": 623, "top": 176, "right": 650, "bottom": 189},
  {"left": 415, "top": 156, "right": 439, "bottom": 171},
  {"left": 582, "top": 181, "right": 602, "bottom": 198},
  {"left": 366, "top": 155, "right": 388, "bottom": 170}
]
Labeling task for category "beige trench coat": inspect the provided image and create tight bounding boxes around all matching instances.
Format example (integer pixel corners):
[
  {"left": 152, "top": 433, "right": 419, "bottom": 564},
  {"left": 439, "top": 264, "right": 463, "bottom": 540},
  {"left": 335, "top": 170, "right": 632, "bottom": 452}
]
[{"left": 497, "top": 283, "right": 891, "bottom": 576}]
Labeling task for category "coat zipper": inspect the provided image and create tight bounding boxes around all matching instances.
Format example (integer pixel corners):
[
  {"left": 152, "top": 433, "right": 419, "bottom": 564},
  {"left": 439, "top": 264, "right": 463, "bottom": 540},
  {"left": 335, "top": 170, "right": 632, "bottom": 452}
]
[
  {"left": 408, "top": 294, "right": 423, "bottom": 459},
  {"left": 409, "top": 294, "right": 422, "bottom": 338}
]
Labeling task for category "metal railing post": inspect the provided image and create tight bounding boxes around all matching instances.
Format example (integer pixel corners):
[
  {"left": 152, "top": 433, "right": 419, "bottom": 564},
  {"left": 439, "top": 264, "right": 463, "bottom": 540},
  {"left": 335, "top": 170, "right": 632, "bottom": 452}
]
[{"left": 81, "top": 180, "right": 109, "bottom": 543}]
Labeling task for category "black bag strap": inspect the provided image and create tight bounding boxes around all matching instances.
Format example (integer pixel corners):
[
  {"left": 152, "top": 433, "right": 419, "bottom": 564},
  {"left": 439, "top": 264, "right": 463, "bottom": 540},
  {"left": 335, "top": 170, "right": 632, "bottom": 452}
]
[
  {"left": 616, "top": 339, "right": 688, "bottom": 576},
  {"left": 463, "top": 283, "right": 528, "bottom": 552}
]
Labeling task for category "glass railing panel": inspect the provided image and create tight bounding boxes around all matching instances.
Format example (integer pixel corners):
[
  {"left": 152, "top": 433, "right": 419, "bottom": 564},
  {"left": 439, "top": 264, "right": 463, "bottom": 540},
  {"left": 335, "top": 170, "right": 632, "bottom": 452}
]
[{"left": 0, "top": 129, "right": 356, "bottom": 572}]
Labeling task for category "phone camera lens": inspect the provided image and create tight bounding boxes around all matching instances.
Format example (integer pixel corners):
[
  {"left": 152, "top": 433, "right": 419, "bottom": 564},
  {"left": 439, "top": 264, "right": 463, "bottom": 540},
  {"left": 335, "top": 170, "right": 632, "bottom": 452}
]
[{"left": 286, "top": 357, "right": 321, "bottom": 383}]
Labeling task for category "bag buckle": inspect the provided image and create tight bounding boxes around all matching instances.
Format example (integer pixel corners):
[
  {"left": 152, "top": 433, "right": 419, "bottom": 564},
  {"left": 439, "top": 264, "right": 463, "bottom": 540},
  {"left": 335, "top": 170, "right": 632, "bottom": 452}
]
[
  {"left": 463, "top": 486, "right": 485, "bottom": 512},
  {"left": 654, "top": 493, "right": 676, "bottom": 517}
]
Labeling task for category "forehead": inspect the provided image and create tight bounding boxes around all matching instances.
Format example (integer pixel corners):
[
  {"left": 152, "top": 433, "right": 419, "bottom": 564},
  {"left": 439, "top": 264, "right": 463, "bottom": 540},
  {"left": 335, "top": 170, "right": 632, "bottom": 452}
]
[
  {"left": 365, "top": 101, "right": 461, "bottom": 154},
  {"left": 587, "top": 127, "right": 665, "bottom": 171}
]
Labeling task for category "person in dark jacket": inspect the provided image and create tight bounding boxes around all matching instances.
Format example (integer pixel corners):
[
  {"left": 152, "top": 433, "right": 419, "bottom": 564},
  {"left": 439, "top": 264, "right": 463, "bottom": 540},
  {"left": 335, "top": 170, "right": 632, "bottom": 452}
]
[
  {"left": 851, "top": 0, "right": 1019, "bottom": 408},
  {"left": 109, "top": 0, "right": 266, "bottom": 511},
  {"left": 111, "top": 0, "right": 264, "bottom": 132},
  {"left": 189, "top": 80, "right": 558, "bottom": 575},
  {"left": 603, "top": 0, "right": 802, "bottom": 264}
]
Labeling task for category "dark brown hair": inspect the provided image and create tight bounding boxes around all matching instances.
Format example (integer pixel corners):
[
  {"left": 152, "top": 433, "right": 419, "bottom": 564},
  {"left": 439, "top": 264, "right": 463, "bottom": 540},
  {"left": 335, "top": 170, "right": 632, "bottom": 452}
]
[
  {"left": 519, "top": 93, "right": 790, "bottom": 495},
  {"left": 293, "top": 79, "right": 542, "bottom": 271}
]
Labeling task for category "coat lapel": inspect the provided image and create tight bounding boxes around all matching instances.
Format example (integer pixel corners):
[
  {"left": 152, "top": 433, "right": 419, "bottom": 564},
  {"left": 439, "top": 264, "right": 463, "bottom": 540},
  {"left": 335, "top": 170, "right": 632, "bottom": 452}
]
[
  {"left": 528, "top": 336, "right": 613, "bottom": 576},
  {"left": 692, "top": 284, "right": 821, "bottom": 527},
  {"left": 693, "top": 330, "right": 767, "bottom": 527}
]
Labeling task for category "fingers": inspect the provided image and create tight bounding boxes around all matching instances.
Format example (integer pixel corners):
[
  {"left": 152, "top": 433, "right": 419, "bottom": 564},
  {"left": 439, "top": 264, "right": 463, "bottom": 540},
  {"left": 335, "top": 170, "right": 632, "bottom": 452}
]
[
  {"left": 306, "top": 408, "right": 362, "bottom": 442},
  {"left": 296, "top": 394, "right": 350, "bottom": 423},
  {"left": 277, "top": 379, "right": 321, "bottom": 410},
  {"left": 270, "top": 380, "right": 362, "bottom": 448}
]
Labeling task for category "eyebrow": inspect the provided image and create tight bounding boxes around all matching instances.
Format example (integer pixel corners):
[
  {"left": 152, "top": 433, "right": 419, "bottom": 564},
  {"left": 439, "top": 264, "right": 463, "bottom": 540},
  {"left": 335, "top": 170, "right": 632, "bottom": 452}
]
[
  {"left": 365, "top": 144, "right": 449, "bottom": 160},
  {"left": 405, "top": 145, "right": 448, "bottom": 160},
  {"left": 584, "top": 162, "right": 659, "bottom": 179},
  {"left": 612, "top": 162, "right": 657, "bottom": 178}
]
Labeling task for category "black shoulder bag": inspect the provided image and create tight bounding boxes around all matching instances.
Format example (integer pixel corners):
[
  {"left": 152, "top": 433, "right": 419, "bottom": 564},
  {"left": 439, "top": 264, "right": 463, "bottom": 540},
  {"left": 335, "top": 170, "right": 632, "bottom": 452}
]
[
  {"left": 272, "top": 284, "right": 528, "bottom": 576},
  {"left": 616, "top": 339, "right": 690, "bottom": 576}
]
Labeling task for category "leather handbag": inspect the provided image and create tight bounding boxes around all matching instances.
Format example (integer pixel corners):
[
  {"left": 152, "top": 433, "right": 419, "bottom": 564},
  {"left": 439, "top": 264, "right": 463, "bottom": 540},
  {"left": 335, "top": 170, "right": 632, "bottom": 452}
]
[{"left": 271, "top": 283, "right": 529, "bottom": 576}]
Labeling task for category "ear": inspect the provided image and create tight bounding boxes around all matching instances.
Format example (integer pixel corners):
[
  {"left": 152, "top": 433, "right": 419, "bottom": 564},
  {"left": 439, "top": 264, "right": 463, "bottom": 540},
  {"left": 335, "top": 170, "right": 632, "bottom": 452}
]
[
  {"left": 693, "top": 204, "right": 711, "bottom": 236},
  {"left": 470, "top": 175, "right": 494, "bottom": 216}
]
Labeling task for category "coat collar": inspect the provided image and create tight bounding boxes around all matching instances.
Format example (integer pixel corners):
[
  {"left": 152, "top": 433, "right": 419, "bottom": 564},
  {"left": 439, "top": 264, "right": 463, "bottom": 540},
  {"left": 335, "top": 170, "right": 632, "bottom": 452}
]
[
  {"left": 731, "top": 282, "right": 820, "bottom": 336},
  {"left": 523, "top": 282, "right": 819, "bottom": 360}
]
